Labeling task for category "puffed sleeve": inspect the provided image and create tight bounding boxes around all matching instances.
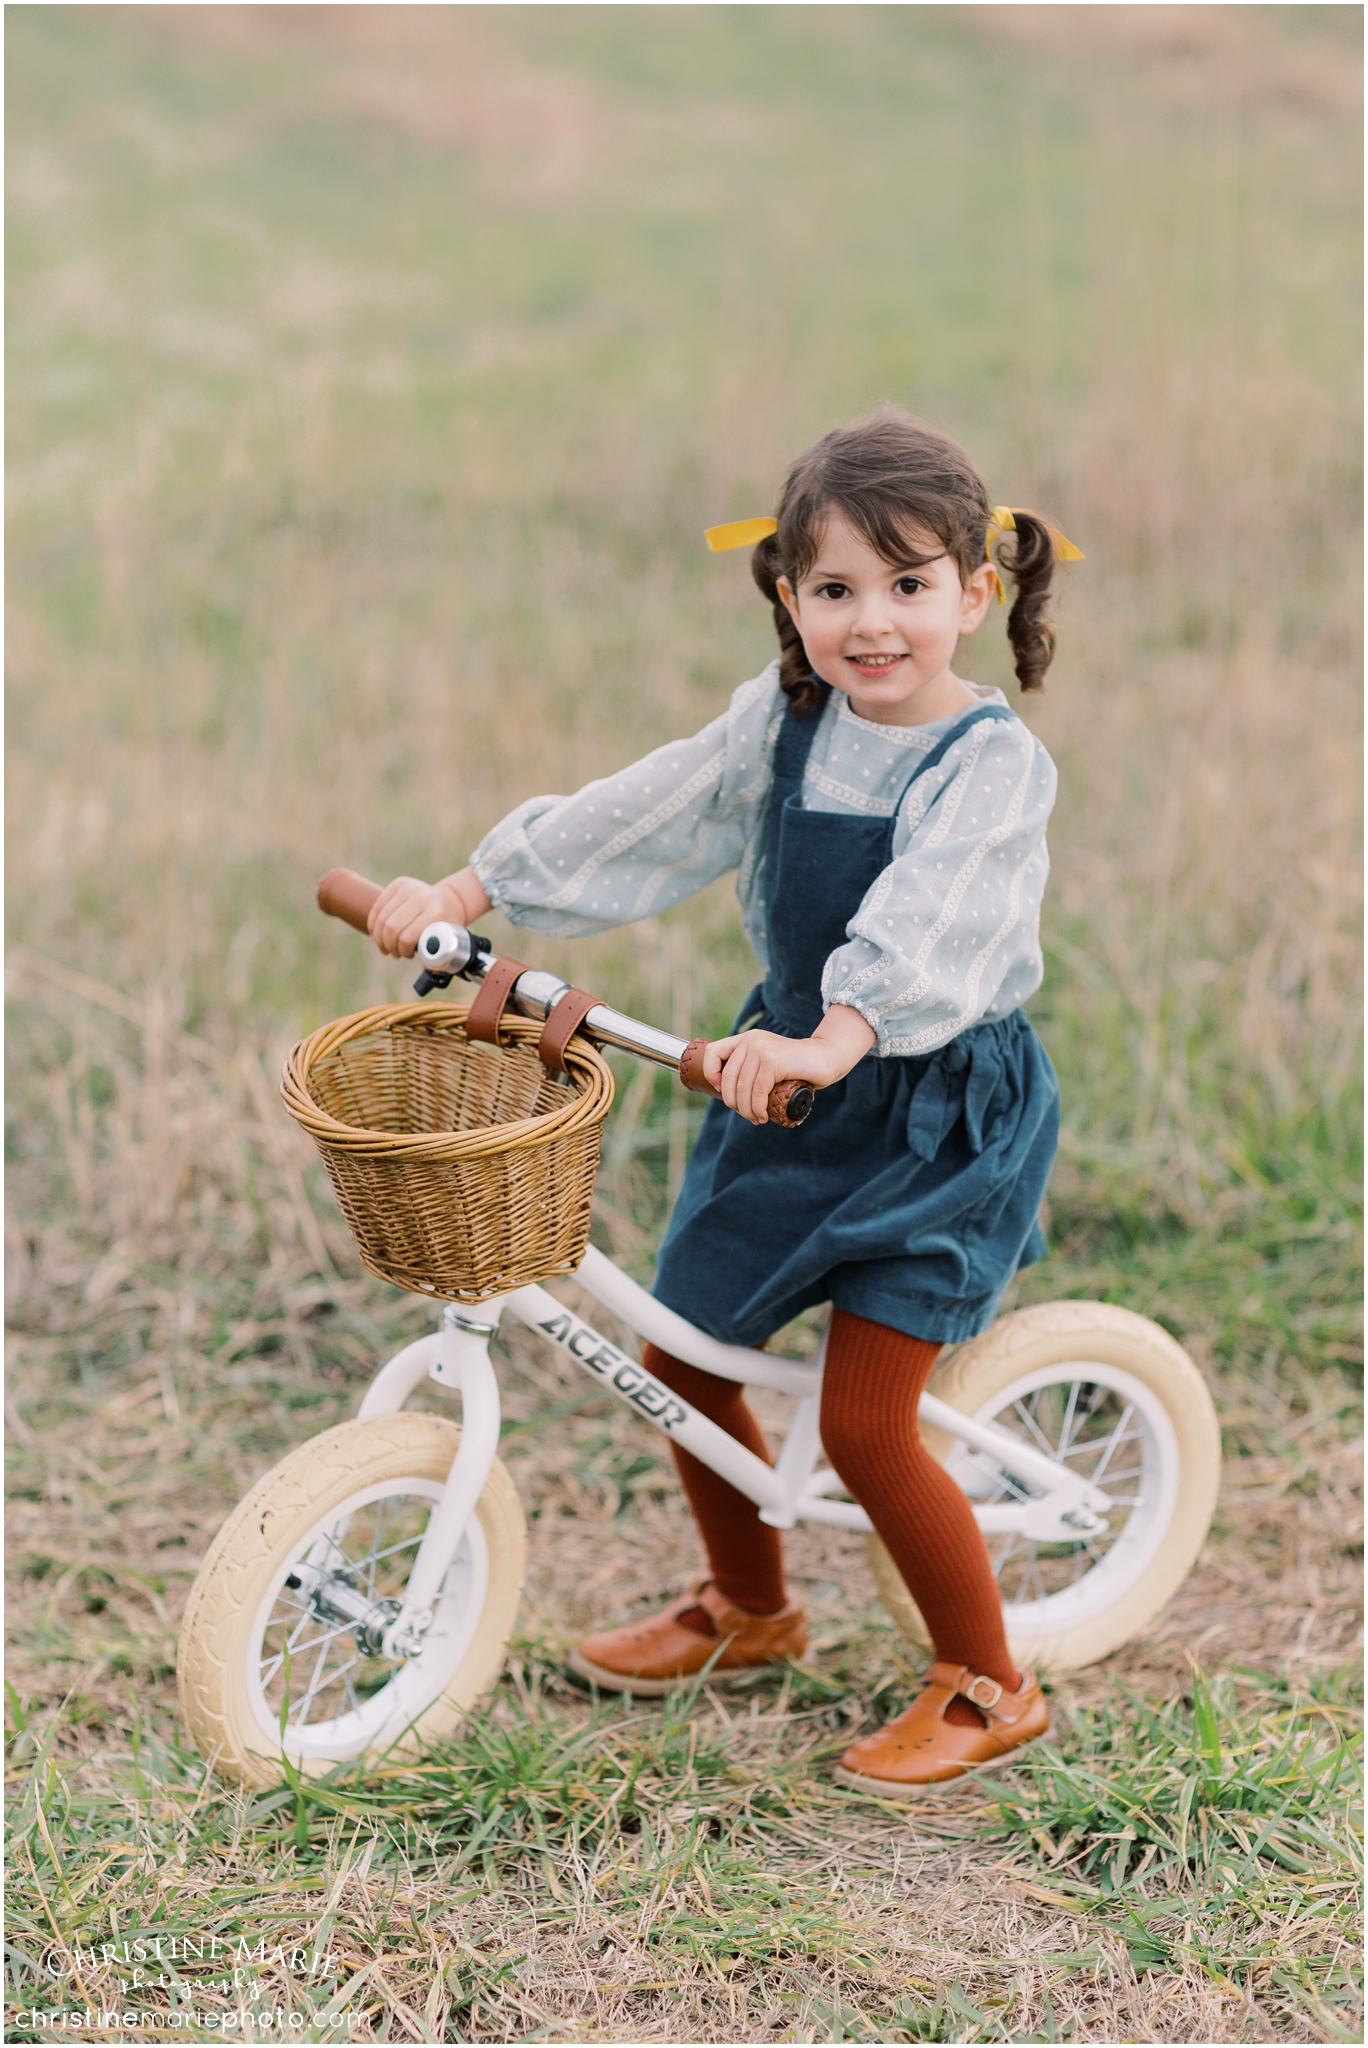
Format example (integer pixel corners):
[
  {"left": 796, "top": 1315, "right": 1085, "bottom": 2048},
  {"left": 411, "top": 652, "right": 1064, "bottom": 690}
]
[
  {"left": 820, "top": 718, "right": 1057, "bottom": 1055},
  {"left": 469, "top": 665, "right": 783, "bottom": 936}
]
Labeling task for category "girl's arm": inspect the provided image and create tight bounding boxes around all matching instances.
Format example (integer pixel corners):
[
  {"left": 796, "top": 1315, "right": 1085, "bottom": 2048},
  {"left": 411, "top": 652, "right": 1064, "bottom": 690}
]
[
  {"left": 368, "top": 868, "right": 492, "bottom": 958},
  {"left": 364, "top": 667, "right": 781, "bottom": 958},
  {"left": 702, "top": 1005, "right": 876, "bottom": 1125},
  {"left": 462, "top": 671, "right": 779, "bottom": 938}
]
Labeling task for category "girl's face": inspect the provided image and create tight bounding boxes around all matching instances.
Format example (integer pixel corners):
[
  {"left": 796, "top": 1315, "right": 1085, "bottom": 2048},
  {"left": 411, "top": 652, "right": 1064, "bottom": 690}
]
[{"left": 777, "top": 510, "right": 997, "bottom": 726}]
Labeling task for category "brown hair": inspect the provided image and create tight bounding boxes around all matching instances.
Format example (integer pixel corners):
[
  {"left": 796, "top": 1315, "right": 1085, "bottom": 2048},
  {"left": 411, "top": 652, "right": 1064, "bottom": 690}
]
[{"left": 750, "top": 406, "right": 1064, "bottom": 712}]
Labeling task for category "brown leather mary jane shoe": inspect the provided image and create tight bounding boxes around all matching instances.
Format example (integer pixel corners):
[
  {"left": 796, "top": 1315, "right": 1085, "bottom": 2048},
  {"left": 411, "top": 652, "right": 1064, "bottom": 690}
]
[
  {"left": 567, "top": 1577, "right": 808, "bottom": 1696},
  {"left": 834, "top": 1662, "right": 1048, "bottom": 1796}
]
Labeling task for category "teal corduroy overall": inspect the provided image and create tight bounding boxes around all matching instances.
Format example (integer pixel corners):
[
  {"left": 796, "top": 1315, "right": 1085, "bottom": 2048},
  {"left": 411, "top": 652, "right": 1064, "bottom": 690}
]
[{"left": 651, "top": 689, "right": 1060, "bottom": 1349}]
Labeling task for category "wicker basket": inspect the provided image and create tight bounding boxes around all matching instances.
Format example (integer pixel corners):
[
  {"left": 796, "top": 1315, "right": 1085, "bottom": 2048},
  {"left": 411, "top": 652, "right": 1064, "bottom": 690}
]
[{"left": 281, "top": 1001, "right": 615, "bottom": 1302}]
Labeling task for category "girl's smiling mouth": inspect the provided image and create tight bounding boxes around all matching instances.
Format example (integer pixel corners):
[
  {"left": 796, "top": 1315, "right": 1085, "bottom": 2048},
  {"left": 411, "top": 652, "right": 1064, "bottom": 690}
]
[{"left": 846, "top": 652, "right": 907, "bottom": 674}]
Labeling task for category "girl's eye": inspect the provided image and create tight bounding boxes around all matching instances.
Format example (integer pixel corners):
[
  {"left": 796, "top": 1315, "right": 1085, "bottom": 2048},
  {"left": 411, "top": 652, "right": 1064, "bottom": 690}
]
[
  {"left": 895, "top": 576, "right": 926, "bottom": 596},
  {"left": 815, "top": 582, "right": 850, "bottom": 600}
]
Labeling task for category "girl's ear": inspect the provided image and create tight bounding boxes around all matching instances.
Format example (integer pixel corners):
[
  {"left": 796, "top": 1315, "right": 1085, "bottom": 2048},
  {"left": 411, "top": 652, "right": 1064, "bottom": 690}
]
[
  {"left": 776, "top": 575, "right": 800, "bottom": 623},
  {"left": 958, "top": 561, "right": 998, "bottom": 637}
]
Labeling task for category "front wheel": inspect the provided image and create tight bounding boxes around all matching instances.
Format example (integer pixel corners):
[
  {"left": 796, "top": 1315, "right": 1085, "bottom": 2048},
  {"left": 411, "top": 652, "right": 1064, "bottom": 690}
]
[
  {"left": 178, "top": 1414, "right": 526, "bottom": 1787},
  {"left": 869, "top": 1300, "right": 1221, "bottom": 1674}
]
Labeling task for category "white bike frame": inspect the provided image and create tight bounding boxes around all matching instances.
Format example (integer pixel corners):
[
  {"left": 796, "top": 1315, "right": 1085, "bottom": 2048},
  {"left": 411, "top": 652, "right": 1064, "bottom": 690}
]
[
  {"left": 332, "top": 911, "right": 1114, "bottom": 1662},
  {"left": 352, "top": 1245, "right": 1114, "bottom": 1662}
]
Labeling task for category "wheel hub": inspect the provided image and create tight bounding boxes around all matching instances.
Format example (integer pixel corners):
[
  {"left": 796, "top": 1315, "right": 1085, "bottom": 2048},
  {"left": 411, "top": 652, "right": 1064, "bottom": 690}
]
[{"left": 284, "top": 1570, "right": 403, "bottom": 1658}]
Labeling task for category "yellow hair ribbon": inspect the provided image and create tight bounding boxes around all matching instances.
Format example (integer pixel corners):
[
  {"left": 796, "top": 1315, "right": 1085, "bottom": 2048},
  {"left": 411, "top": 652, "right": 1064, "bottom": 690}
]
[
  {"left": 984, "top": 505, "right": 1084, "bottom": 602},
  {"left": 704, "top": 516, "right": 778, "bottom": 553}
]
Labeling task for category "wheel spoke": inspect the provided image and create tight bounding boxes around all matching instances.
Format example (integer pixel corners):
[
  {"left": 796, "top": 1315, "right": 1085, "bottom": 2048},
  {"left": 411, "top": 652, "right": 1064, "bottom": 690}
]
[
  {"left": 365, "top": 1532, "right": 427, "bottom": 1570},
  {"left": 314, "top": 1524, "right": 355, "bottom": 1572},
  {"left": 285, "top": 1602, "right": 326, "bottom": 1649},
  {"left": 1056, "top": 1425, "right": 1142, "bottom": 1462},
  {"left": 264, "top": 1630, "right": 350, "bottom": 1685},
  {"left": 284, "top": 1626, "right": 350, "bottom": 1662},
  {"left": 1086, "top": 1405, "right": 1136, "bottom": 1487},
  {"left": 361, "top": 1500, "right": 394, "bottom": 1597},
  {"left": 288, "top": 1631, "right": 339, "bottom": 1726},
  {"left": 1054, "top": 1379, "right": 1083, "bottom": 1460},
  {"left": 1012, "top": 1398, "right": 1062, "bottom": 1458},
  {"left": 293, "top": 1630, "right": 367, "bottom": 1725},
  {"left": 961, "top": 1448, "right": 1035, "bottom": 1502}
]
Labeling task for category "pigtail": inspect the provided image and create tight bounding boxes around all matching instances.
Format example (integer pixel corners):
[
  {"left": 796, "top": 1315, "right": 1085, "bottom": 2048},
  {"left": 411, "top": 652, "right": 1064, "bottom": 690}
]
[
  {"left": 751, "top": 533, "right": 824, "bottom": 715},
  {"left": 997, "top": 511, "right": 1057, "bottom": 693}
]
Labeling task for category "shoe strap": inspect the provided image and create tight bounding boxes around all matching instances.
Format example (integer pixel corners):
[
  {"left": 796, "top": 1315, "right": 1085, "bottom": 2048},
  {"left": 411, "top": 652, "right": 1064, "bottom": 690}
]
[
  {"left": 925, "top": 1661, "right": 1030, "bottom": 1723},
  {"left": 696, "top": 1578, "right": 793, "bottom": 1635},
  {"left": 695, "top": 1580, "right": 742, "bottom": 1635}
]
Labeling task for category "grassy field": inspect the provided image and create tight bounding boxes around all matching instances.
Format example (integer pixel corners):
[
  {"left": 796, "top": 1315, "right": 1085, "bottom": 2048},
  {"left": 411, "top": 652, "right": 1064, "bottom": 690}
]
[{"left": 5, "top": 5, "right": 1362, "bottom": 2042}]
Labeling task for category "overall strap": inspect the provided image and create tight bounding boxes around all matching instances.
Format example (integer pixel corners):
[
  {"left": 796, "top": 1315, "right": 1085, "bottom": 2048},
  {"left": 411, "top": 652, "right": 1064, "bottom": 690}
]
[
  {"left": 760, "top": 680, "right": 832, "bottom": 869},
  {"left": 769, "top": 680, "right": 832, "bottom": 805}
]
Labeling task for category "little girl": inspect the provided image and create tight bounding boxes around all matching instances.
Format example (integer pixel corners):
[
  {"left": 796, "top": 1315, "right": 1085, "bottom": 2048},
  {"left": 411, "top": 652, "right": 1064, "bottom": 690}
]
[{"left": 369, "top": 407, "right": 1076, "bottom": 1792}]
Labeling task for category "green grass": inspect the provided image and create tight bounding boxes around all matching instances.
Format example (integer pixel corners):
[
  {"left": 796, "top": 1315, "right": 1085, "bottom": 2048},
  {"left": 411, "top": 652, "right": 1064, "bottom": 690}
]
[
  {"left": 993, "top": 1664, "right": 1362, "bottom": 1892},
  {"left": 5, "top": 4, "right": 1363, "bottom": 2041},
  {"left": 5, "top": 1661, "right": 1361, "bottom": 2042}
]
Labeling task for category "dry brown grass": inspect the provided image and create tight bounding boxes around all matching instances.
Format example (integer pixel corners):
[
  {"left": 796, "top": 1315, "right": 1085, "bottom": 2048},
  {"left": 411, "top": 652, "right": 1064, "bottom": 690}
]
[{"left": 5, "top": 955, "right": 1361, "bottom": 2042}]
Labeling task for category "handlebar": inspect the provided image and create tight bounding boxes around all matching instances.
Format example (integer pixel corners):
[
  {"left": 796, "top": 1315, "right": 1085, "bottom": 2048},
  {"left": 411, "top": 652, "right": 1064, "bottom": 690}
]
[
  {"left": 316, "top": 868, "right": 815, "bottom": 1129},
  {"left": 317, "top": 866, "right": 382, "bottom": 933}
]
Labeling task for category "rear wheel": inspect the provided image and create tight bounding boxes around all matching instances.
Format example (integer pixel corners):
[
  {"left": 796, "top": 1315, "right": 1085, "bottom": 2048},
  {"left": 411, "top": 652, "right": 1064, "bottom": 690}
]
[
  {"left": 869, "top": 1300, "right": 1221, "bottom": 1673},
  {"left": 178, "top": 1414, "right": 525, "bottom": 1787}
]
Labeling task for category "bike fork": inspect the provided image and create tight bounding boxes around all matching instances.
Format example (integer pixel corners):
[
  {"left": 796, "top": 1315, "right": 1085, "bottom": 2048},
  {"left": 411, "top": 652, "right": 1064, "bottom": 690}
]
[
  {"left": 355, "top": 1302, "right": 506, "bottom": 1660},
  {"left": 354, "top": 1281, "right": 802, "bottom": 1659}
]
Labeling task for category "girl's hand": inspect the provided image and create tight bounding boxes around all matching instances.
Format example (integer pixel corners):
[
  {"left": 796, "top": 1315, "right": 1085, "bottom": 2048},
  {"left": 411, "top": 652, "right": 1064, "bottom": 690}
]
[
  {"left": 701, "top": 1006, "right": 877, "bottom": 1125},
  {"left": 368, "top": 867, "right": 493, "bottom": 958}
]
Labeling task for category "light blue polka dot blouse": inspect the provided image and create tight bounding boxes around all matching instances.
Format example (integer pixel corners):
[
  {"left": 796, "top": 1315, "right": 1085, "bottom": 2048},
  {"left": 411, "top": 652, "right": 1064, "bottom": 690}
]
[{"left": 471, "top": 662, "right": 1057, "bottom": 1056}]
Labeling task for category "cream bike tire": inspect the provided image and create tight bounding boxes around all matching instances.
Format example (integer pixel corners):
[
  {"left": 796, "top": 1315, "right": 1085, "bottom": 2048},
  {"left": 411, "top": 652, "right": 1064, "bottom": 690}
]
[
  {"left": 178, "top": 1414, "right": 526, "bottom": 1789},
  {"left": 869, "top": 1300, "right": 1221, "bottom": 1674}
]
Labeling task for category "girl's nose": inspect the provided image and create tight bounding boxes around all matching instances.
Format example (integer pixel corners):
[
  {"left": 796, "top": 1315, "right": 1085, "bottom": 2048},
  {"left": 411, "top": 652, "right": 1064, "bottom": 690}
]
[{"left": 850, "top": 594, "right": 897, "bottom": 639}]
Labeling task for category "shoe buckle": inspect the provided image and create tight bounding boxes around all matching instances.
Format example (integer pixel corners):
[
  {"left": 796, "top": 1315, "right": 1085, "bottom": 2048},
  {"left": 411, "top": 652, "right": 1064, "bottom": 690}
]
[{"left": 965, "top": 1674, "right": 1003, "bottom": 1712}]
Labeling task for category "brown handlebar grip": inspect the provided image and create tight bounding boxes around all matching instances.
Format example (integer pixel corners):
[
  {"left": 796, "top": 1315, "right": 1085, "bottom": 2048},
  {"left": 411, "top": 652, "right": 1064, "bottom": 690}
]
[
  {"left": 678, "top": 1038, "right": 714, "bottom": 1095},
  {"left": 317, "top": 867, "right": 382, "bottom": 933},
  {"left": 678, "top": 1038, "right": 815, "bottom": 1128},
  {"left": 767, "top": 1077, "right": 816, "bottom": 1128}
]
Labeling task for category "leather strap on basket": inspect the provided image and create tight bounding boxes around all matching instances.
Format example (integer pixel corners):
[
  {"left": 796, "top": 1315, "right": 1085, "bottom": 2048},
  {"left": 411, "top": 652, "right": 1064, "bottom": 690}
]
[
  {"left": 464, "top": 956, "right": 528, "bottom": 1046},
  {"left": 538, "top": 987, "right": 601, "bottom": 1074}
]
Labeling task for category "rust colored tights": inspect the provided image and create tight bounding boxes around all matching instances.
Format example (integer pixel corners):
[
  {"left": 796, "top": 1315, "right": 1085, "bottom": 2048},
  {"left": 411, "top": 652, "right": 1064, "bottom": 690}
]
[{"left": 644, "top": 1310, "right": 1018, "bottom": 1715}]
